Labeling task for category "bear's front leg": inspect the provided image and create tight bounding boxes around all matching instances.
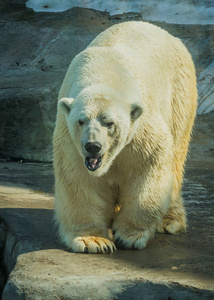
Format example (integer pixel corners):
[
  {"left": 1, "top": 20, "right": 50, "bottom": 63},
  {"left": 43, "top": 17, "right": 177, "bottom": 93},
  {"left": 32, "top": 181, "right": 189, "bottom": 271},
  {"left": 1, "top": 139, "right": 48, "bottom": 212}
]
[
  {"left": 55, "top": 178, "right": 116, "bottom": 254},
  {"left": 112, "top": 166, "right": 173, "bottom": 249}
]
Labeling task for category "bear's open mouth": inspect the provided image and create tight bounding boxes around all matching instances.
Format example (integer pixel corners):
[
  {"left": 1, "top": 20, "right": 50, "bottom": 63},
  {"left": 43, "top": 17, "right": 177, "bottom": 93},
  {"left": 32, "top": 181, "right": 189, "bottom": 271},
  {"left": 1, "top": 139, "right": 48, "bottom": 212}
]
[{"left": 85, "top": 156, "right": 103, "bottom": 171}]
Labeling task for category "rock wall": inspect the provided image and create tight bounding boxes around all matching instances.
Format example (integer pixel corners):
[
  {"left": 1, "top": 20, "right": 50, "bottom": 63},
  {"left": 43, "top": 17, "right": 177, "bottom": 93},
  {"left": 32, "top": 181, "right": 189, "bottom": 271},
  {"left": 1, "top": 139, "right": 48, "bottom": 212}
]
[
  {"left": 26, "top": 0, "right": 214, "bottom": 25},
  {"left": 0, "top": 0, "right": 213, "bottom": 162}
]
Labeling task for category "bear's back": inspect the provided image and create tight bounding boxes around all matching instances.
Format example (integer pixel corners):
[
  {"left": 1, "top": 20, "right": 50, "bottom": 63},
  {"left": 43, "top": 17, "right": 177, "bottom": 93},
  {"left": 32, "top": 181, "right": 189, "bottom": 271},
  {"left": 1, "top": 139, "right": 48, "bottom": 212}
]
[
  {"left": 89, "top": 21, "right": 168, "bottom": 48},
  {"left": 89, "top": 21, "right": 197, "bottom": 143},
  {"left": 89, "top": 22, "right": 176, "bottom": 117}
]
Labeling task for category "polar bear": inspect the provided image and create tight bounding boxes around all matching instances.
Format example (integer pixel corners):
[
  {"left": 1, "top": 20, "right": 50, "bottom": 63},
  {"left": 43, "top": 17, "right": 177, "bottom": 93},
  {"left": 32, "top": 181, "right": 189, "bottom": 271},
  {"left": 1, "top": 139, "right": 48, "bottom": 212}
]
[{"left": 53, "top": 21, "right": 197, "bottom": 253}]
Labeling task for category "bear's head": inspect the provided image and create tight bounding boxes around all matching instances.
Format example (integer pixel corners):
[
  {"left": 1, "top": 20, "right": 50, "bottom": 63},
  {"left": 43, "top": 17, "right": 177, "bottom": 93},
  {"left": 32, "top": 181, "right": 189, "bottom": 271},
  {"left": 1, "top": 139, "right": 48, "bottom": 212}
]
[{"left": 58, "top": 84, "right": 143, "bottom": 177}]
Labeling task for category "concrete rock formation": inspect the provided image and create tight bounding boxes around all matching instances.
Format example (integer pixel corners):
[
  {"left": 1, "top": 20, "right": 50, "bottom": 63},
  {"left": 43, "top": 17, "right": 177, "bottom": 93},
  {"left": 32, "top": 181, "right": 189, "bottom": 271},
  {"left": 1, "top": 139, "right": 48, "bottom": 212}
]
[{"left": 26, "top": 0, "right": 214, "bottom": 25}]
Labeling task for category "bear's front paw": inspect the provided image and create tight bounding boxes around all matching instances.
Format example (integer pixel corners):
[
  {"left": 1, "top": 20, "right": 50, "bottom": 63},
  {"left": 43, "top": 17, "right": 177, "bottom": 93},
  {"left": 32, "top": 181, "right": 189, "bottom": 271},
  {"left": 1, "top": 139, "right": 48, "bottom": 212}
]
[
  {"left": 70, "top": 236, "right": 117, "bottom": 254},
  {"left": 112, "top": 220, "right": 153, "bottom": 250}
]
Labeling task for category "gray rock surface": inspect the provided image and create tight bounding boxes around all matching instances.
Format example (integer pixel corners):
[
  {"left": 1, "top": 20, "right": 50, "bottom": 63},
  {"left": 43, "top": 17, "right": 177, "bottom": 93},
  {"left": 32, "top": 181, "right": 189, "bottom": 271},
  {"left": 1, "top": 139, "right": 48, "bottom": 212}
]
[
  {"left": 197, "top": 60, "right": 214, "bottom": 114},
  {"left": 26, "top": 0, "right": 214, "bottom": 25},
  {"left": 0, "top": 1, "right": 214, "bottom": 162},
  {"left": 0, "top": 2, "right": 110, "bottom": 162},
  {"left": 0, "top": 113, "right": 213, "bottom": 299}
]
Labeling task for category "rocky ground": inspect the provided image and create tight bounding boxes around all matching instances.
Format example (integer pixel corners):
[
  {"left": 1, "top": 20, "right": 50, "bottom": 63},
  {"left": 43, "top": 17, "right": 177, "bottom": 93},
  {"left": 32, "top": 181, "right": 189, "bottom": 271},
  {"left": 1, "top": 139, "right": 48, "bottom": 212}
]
[{"left": 0, "top": 0, "right": 214, "bottom": 299}]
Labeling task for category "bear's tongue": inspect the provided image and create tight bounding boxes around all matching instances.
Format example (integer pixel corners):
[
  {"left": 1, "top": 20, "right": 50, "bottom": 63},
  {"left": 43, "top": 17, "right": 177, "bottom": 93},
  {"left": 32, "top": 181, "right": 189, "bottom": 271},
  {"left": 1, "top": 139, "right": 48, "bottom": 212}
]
[{"left": 85, "top": 156, "right": 102, "bottom": 171}]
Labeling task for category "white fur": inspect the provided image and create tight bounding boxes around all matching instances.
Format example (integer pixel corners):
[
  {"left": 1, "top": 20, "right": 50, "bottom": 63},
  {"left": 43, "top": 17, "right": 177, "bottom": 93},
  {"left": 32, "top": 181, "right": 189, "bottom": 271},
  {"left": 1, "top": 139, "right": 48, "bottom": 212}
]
[{"left": 53, "top": 21, "right": 197, "bottom": 253}]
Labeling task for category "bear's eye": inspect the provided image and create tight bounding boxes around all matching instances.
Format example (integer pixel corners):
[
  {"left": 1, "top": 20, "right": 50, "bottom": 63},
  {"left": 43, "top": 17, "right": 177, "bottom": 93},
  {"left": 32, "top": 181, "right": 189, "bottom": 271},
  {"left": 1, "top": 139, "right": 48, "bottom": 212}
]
[
  {"left": 78, "top": 120, "right": 84, "bottom": 126},
  {"left": 106, "top": 122, "right": 114, "bottom": 128}
]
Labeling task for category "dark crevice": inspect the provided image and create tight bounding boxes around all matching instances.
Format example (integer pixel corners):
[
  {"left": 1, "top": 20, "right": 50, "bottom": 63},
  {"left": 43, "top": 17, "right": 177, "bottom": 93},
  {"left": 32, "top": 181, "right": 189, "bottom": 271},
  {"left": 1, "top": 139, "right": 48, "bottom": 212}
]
[{"left": 0, "top": 220, "right": 8, "bottom": 298}]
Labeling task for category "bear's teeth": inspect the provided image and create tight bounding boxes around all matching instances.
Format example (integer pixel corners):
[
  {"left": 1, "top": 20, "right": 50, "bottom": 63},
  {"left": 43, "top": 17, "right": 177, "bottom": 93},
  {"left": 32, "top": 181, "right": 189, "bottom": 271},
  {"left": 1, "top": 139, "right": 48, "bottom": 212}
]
[
  {"left": 89, "top": 158, "right": 98, "bottom": 167},
  {"left": 85, "top": 156, "right": 102, "bottom": 171}
]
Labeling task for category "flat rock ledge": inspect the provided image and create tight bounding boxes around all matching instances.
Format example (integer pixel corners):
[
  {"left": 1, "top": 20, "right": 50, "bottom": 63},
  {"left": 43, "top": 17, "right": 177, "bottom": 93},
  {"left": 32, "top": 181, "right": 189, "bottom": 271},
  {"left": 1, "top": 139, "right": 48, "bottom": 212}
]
[
  {"left": 0, "top": 179, "right": 213, "bottom": 300},
  {"left": 0, "top": 112, "right": 214, "bottom": 299}
]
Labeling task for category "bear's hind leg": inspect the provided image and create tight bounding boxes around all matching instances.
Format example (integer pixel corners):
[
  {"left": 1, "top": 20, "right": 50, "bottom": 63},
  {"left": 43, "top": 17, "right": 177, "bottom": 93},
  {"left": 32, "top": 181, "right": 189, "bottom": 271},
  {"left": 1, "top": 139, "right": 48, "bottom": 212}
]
[
  {"left": 157, "top": 139, "right": 189, "bottom": 234},
  {"left": 158, "top": 58, "right": 197, "bottom": 234},
  {"left": 157, "top": 195, "right": 186, "bottom": 234}
]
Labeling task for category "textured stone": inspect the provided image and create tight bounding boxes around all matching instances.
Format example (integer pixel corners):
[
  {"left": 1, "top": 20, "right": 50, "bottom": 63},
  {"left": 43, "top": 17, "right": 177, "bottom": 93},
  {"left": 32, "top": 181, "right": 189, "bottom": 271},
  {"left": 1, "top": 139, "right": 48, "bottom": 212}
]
[
  {"left": 26, "top": 0, "right": 214, "bottom": 25},
  {"left": 197, "top": 60, "right": 214, "bottom": 114},
  {"left": 0, "top": 3, "right": 112, "bottom": 162}
]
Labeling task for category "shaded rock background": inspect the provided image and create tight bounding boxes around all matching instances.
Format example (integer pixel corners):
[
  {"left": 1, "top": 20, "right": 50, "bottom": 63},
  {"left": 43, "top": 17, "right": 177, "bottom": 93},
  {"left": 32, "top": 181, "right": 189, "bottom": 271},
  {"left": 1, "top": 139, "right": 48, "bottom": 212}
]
[
  {"left": 26, "top": 0, "right": 214, "bottom": 25},
  {"left": 0, "top": 0, "right": 213, "bottom": 161}
]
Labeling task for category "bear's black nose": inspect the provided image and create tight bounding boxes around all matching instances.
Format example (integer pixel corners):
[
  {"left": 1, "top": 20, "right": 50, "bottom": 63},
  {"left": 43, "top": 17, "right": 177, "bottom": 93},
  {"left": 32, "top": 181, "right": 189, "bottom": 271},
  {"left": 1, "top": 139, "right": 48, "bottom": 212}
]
[{"left": 85, "top": 142, "right": 102, "bottom": 154}]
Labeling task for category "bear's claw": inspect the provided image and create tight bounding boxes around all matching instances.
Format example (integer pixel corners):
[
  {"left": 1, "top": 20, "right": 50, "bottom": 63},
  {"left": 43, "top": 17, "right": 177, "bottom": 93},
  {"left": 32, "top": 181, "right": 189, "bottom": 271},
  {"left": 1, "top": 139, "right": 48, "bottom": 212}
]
[{"left": 70, "top": 236, "right": 117, "bottom": 254}]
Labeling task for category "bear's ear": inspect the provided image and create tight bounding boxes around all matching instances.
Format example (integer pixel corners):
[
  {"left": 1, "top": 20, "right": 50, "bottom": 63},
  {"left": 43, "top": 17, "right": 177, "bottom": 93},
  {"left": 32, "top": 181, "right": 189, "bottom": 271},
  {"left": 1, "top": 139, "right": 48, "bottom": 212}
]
[
  {"left": 130, "top": 103, "right": 143, "bottom": 121},
  {"left": 58, "top": 97, "right": 74, "bottom": 115}
]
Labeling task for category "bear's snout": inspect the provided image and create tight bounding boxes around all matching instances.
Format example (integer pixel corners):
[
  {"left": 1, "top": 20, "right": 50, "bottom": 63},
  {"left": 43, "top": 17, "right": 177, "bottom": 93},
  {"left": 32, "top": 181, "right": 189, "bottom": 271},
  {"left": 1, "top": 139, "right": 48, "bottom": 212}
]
[
  {"left": 85, "top": 142, "right": 102, "bottom": 154},
  {"left": 84, "top": 142, "right": 104, "bottom": 172}
]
